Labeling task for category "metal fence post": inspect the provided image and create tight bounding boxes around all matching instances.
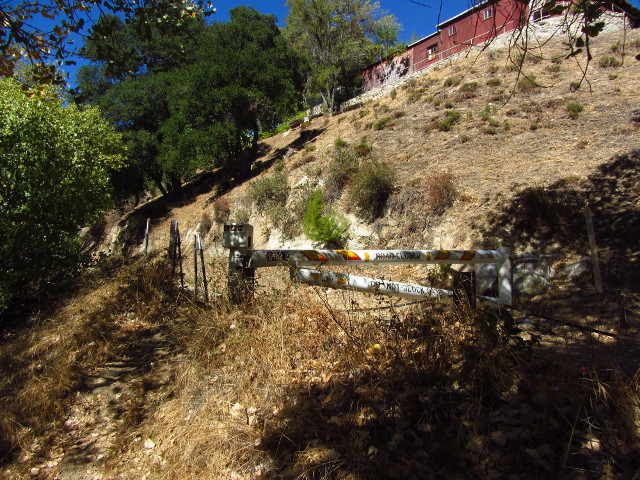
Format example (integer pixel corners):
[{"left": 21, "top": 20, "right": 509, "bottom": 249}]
[
  {"left": 223, "top": 223, "right": 255, "bottom": 304},
  {"left": 497, "top": 248, "right": 512, "bottom": 306}
]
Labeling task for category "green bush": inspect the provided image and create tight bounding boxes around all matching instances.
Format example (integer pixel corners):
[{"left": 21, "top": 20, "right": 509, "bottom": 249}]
[
  {"left": 459, "top": 81, "right": 478, "bottom": 93},
  {"left": 486, "top": 77, "right": 502, "bottom": 86},
  {"left": 334, "top": 137, "right": 348, "bottom": 148},
  {"left": 301, "top": 190, "right": 349, "bottom": 248},
  {"left": 566, "top": 102, "right": 584, "bottom": 119},
  {"left": 517, "top": 75, "right": 539, "bottom": 93},
  {"left": 443, "top": 76, "right": 461, "bottom": 87},
  {"left": 247, "top": 170, "right": 290, "bottom": 227},
  {"left": 347, "top": 159, "right": 395, "bottom": 222},
  {"left": 372, "top": 116, "right": 393, "bottom": 130},
  {"left": 599, "top": 55, "right": 622, "bottom": 68},
  {"left": 0, "top": 78, "right": 125, "bottom": 315},
  {"left": 437, "top": 110, "right": 461, "bottom": 131}
]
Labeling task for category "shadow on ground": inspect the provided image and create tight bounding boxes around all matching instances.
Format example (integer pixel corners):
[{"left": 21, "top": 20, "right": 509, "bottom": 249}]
[{"left": 258, "top": 307, "right": 640, "bottom": 479}]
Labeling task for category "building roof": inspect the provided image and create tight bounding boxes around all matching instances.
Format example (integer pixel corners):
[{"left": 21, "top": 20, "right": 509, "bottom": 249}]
[
  {"left": 437, "top": 0, "right": 500, "bottom": 28},
  {"left": 407, "top": 31, "right": 439, "bottom": 49}
]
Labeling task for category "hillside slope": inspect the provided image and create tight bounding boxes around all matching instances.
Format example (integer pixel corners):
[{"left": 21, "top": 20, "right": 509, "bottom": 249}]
[{"left": 1, "top": 28, "right": 640, "bottom": 480}]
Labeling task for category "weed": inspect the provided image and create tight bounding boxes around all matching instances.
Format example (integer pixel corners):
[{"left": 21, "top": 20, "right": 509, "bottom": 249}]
[
  {"left": 547, "top": 64, "right": 561, "bottom": 73},
  {"left": 517, "top": 75, "right": 539, "bottom": 93},
  {"left": 372, "top": 116, "right": 393, "bottom": 130},
  {"left": 611, "top": 41, "right": 623, "bottom": 52},
  {"left": 390, "top": 88, "right": 397, "bottom": 99},
  {"left": 301, "top": 189, "right": 349, "bottom": 248},
  {"left": 444, "top": 101, "right": 455, "bottom": 108},
  {"left": 609, "top": 73, "right": 619, "bottom": 80},
  {"left": 392, "top": 110, "right": 406, "bottom": 119},
  {"left": 443, "top": 76, "right": 461, "bottom": 87},
  {"left": 436, "top": 110, "right": 461, "bottom": 132},
  {"left": 503, "top": 119, "right": 511, "bottom": 131},
  {"left": 247, "top": 170, "right": 290, "bottom": 228},
  {"left": 325, "top": 148, "right": 359, "bottom": 201},
  {"left": 213, "top": 197, "right": 231, "bottom": 224},
  {"left": 304, "top": 144, "right": 316, "bottom": 152},
  {"left": 459, "top": 81, "right": 478, "bottom": 92},
  {"left": 600, "top": 55, "right": 622, "bottom": 68},
  {"left": 347, "top": 159, "right": 395, "bottom": 222},
  {"left": 566, "top": 101, "right": 584, "bottom": 119},
  {"left": 482, "top": 126, "right": 498, "bottom": 135},
  {"left": 334, "top": 137, "right": 348, "bottom": 148},
  {"left": 359, "top": 109, "right": 370, "bottom": 118},
  {"left": 408, "top": 91, "right": 422, "bottom": 103},
  {"left": 527, "top": 53, "right": 543, "bottom": 64},
  {"left": 487, "top": 64, "right": 500, "bottom": 74},
  {"left": 530, "top": 121, "right": 540, "bottom": 131},
  {"left": 459, "top": 134, "right": 471, "bottom": 143},
  {"left": 551, "top": 55, "right": 563, "bottom": 64},
  {"left": 487, "top": 77, "right": 502, "bottom": 86},
  {"left": 354, "top": 136, "right": 372, "bottom": 157},
  {"left": 570, "top": 80, "right": 582, "bottom": 91},
  {"left": 488, "top": 117, "right": 501, "bottom": 128}
]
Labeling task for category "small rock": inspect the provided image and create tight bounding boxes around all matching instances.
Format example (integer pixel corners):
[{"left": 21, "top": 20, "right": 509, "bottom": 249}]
[
  {"left": 144, "top": 439, "right": 155, "bottom": 450},
  {"left": 30, "top": 467, "right": 40, "bottom": 476}
]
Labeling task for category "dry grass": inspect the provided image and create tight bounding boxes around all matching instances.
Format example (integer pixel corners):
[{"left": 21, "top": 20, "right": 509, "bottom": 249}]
[{"left": 1, "top": 255, "right": 639, "bottom": 479}]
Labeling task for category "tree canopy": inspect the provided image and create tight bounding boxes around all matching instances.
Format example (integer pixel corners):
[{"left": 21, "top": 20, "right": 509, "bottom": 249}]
[
  {"left": 0, "top": 0, "right": 216, "bottom": 86},
  {"left": 77, "top": 6, "right": 307, "bottom": 198},
  {"left": 163, "top": 6, "right": 308, "bottom": 180},
  {"left": 285, "top": 0, "right": 400, "bottom": 112},
  {"left": 0, "top": 77, "right": 124, "bottom": 314}
]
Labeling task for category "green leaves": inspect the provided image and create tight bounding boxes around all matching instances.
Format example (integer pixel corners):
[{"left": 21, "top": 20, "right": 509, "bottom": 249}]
[
  {"left": 285, "top": 0, "right": 400, "bottom": 112},
  {"left": 0, "top": 78, "right": 125, "bottom": 313}
]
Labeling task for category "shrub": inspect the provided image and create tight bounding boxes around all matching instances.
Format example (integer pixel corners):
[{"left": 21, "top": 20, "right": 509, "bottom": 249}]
[
  {"left": 372, "top": 116, "right": 393, "bottom": 130},
  {"left": 334, "top": 137, "right": 348, "bottom": 148},
  {"left": 444, "top": 101, "right": 455, "bottom": 108},
  {"left": 599, "top": 55, "right": 622, "bottom": 68},
  {"left": 547, "top": 64, "right": 561, "bottom": 73},
  {"left": 247, "top": 170, "right": 290, "bottom": 227},
  {"left": 443, "top": 76, "right": 461, "bottom": 87},
  {"left": 517, "top": 75, "right": 539, "bottom": 93},
  {"left": 390, "top": 88, "right": 397, "bottom": 99},
  {"left": 301, "top": 190, "right": 349, "bottom": 248},
  {"left": 486, "top": 77, "right": 502, "bottom": 86},
  {"left": 566, "top": 102, "right": 584, "bottom": 119},
  {"left": 354, "top": 136, "right": 372, "bottom": 157},
  {"left": 213, "top": 197, "right": 231, "bottom": 223},
  {"left": 325, "top": 148, "right": 359, "bottom": 200},
  {"left": 347, "top": 159, "right": 395, "bottom": 222},
  {"left": 436, "top": 110, "right": 461, "bottom": 132},
  {"left": 459, "top": 81, "right": 478, "bottom": 93}
]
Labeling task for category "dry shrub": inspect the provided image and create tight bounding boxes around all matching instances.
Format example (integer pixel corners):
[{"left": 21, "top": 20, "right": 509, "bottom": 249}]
[{"left": 213, "top": 197, "right": 231, "bottom": 224}]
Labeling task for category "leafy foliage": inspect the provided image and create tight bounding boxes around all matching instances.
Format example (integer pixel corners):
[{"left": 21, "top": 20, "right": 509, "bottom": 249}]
[
  {"left": 0, "top": 78, "right": 124, "bottom": 314},
  {"left": 285, "top": 0, "right": 400, "bottom": 112},
  {"left": 347, "top": 159, "right": 395, "bottom": 222},
  {"left": 0, "top": 0, "right": 215, "bottom": 86},
  {"left": 302, "top": 189, "right": 350, "bottom": 248}
]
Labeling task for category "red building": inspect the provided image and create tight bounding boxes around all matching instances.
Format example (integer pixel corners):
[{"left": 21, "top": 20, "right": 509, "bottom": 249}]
[{"left": 362, "top": 0, "right": 639, "bottom": 92}]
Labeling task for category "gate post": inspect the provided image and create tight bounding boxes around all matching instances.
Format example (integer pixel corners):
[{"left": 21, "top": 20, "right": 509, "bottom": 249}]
[
  {"left": 223, "top": 223, "right": 254, "bottom": 304},
  {"left": 497, "top": 248, "right": 513, "bottom": 306}
]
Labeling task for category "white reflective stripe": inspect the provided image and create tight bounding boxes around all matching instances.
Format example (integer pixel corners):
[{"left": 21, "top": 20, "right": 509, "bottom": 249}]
[
  {"left": 293, "top": 268, "right": 453, "bottom": 301},
  {"left": 249, "top": 249, "right": 507, "bottom": 268}
]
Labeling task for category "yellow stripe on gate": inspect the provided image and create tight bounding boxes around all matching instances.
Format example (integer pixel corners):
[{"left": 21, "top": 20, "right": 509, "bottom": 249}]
[
  {"left": 461, "top": 250, "right": 476, "bottom": 261},
  {"left": 435, "top": 250, "right": 451, "bottom": 260},
  {"left": 336, "top": 250, "right": 362, "bottom": 261}
]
